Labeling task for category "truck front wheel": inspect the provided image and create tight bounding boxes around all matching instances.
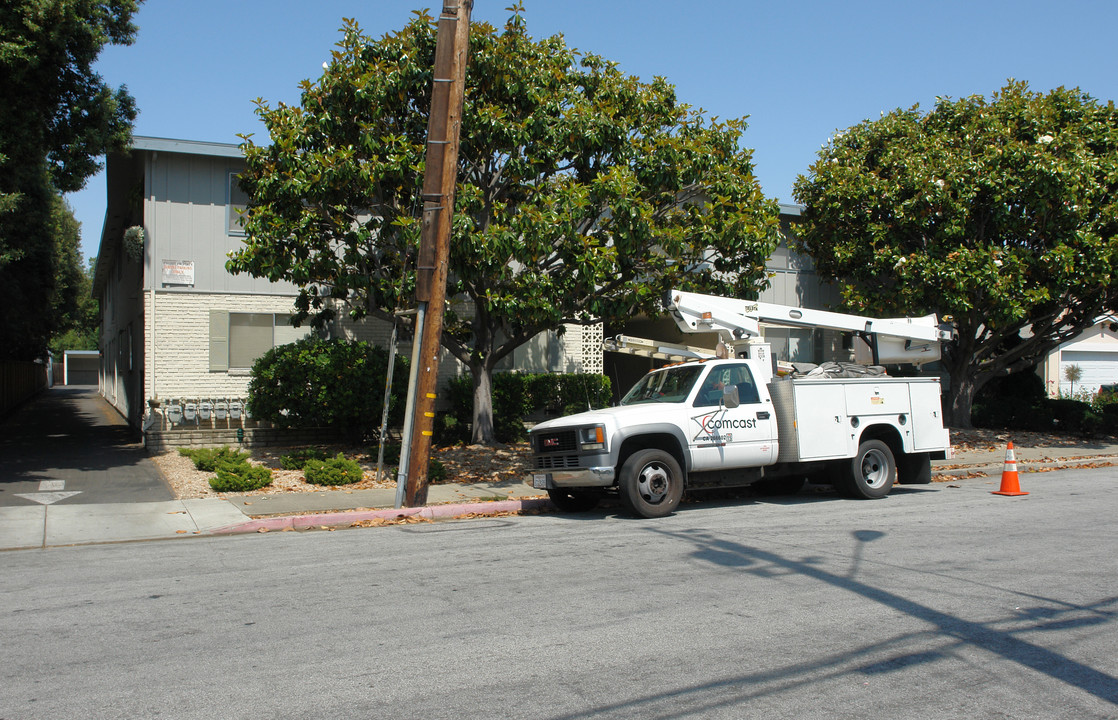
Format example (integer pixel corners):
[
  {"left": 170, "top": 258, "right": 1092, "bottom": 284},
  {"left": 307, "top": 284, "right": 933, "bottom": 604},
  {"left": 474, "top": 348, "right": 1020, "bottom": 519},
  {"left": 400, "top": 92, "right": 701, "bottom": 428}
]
[
  {"left": 840, "top": 440, "right": 896, "bottom": 499},
  {"left": 619, "top": 449, "right": 684, "bottom": 518}
]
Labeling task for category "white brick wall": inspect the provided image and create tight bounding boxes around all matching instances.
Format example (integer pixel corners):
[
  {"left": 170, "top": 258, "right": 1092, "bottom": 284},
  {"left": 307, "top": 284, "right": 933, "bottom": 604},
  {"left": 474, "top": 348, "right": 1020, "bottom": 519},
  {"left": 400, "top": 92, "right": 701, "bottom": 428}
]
[{"left": 148, "top": 291, "right": 302, "bottom": 402}]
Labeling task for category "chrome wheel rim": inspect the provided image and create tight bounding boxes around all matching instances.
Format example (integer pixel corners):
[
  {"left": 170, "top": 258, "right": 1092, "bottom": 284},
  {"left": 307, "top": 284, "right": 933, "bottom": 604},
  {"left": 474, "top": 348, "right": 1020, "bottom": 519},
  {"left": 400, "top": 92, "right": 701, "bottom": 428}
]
[
  {"left": 637, "top": 462, "right": 670, "bottom": 504},
  {"left": 861, "top": 449, "right": 890, "bottom": 489}
]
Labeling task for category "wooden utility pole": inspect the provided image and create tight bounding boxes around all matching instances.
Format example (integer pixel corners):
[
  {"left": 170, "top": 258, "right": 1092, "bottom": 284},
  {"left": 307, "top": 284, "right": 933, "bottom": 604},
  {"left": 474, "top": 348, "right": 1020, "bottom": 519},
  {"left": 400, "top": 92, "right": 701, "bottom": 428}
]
[{"left": 396, "top": 0, "right": 472, "bottom": 508}]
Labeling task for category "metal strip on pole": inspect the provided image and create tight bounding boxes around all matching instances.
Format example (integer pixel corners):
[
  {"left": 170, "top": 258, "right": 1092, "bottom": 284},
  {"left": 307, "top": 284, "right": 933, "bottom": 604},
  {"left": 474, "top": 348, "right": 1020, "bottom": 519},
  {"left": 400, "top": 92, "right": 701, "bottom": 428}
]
[{"left": 395, "top": 1, "right": 472, "bottom": 508}]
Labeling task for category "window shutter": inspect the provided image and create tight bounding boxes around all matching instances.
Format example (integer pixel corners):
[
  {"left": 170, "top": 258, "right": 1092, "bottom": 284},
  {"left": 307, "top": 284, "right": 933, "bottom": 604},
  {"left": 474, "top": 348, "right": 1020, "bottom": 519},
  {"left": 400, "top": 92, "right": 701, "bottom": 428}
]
[{"left": 209, "top": 310, "right": 229, "bottom": 371}]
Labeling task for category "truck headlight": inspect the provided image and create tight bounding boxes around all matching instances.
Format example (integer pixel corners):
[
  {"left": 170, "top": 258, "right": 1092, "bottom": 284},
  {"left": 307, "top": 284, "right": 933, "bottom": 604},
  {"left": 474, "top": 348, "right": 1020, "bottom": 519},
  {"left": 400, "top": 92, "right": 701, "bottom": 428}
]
[{"left": 579, "top": 425, "right": 606, "bottom": 451}]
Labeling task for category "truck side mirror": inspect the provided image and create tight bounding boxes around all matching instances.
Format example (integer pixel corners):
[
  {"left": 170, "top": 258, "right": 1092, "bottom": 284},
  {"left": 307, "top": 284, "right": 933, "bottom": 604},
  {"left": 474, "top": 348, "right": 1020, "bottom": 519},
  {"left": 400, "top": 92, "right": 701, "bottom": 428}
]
[{"left": 722, "top": 384, "right": 740, "bottom": 409}]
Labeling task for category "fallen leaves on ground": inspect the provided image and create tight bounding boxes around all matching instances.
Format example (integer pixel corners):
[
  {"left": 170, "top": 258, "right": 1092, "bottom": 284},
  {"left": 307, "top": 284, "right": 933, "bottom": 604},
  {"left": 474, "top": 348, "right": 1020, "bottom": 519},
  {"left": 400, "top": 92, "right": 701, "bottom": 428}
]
[
  {"left": 948, "top": 427, "right": 1116, "bottom": 452},
  {"left": 350, "top": 514, "right": 433, "bottom": 528},
  {"left": 934, "top": 471, "right": 989, "bottom": 481}
]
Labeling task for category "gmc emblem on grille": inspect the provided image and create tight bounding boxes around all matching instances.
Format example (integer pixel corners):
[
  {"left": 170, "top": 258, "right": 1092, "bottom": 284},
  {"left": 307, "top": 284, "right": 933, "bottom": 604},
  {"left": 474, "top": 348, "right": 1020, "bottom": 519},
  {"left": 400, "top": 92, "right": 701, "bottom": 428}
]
[{"left": 543, "top": 437, "right": 559, "bottom": 448}]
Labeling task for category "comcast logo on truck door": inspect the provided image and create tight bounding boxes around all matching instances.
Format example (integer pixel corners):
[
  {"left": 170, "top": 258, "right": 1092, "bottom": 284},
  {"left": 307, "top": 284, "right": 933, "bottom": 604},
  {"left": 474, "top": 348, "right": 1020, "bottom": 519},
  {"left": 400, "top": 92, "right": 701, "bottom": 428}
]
[{"left": 691, "top": 411, "right": 757, "bottom": 444}]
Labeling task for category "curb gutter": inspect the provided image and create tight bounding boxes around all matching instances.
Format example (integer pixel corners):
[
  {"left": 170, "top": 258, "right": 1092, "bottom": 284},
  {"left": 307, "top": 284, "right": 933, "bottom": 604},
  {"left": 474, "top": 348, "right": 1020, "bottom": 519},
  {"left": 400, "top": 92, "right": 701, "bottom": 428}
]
[{"left": 211, "top": 497, "right": 553, "bottom": 535}]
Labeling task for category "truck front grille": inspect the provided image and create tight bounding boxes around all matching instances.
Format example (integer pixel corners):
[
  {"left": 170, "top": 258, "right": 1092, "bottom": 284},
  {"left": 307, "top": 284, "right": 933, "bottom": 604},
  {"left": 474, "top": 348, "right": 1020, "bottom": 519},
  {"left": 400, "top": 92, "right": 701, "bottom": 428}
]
[
  {"left": 535, "top": 454, "right": 581, "bottom": 470},
  {"left": 535, "top": 430, "right": 577, "bottom": 453}
]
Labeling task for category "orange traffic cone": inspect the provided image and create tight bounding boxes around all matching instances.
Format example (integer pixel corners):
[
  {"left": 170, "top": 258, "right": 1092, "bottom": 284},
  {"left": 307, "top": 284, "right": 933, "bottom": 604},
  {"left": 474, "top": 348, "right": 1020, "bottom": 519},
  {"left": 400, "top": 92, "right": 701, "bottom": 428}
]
[{"left": 992, "top": 441, "right": 1029, "bottom": 496}]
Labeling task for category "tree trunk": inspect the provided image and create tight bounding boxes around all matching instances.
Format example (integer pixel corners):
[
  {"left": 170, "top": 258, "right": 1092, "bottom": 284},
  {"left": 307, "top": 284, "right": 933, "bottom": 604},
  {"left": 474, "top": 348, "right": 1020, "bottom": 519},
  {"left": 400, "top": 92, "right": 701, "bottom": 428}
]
[
  {"left": 945, "top": 364, "right": 977, "bottom": 429},
  {"left": 469, "top": 361, "right": 495, "bottom": 445}
]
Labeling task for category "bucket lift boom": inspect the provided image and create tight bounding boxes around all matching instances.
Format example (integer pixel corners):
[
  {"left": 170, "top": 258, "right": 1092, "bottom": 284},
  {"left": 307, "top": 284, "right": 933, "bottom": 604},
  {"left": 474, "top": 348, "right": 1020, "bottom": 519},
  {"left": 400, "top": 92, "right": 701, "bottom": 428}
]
[{"left": 665, "top": 289, "right": 954, "bottom": 366}]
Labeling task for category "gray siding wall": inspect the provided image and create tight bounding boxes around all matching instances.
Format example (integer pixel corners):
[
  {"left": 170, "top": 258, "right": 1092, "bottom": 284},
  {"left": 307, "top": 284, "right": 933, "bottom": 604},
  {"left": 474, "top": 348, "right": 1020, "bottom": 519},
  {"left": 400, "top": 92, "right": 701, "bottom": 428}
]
[
  {"left": 100, "top": 232, "right": 145, "bottom": 425},
  {"left": 143, "top": 152, "right": 299, "bottom": 296}
]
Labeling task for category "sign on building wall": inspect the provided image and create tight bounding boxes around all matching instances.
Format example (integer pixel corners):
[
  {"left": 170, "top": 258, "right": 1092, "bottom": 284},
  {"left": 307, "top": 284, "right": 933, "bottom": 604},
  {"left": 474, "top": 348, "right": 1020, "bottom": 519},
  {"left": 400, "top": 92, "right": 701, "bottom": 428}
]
[{"left": 161, "top": 260, "right": 194, "bottom": 286}]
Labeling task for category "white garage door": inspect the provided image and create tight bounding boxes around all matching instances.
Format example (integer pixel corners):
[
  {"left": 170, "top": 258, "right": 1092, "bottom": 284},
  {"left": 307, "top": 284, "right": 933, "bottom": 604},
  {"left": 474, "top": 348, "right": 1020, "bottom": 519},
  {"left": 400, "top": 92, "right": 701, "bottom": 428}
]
[{"left": 1060, "top": 350, "right": 1118, "bottom": 395}]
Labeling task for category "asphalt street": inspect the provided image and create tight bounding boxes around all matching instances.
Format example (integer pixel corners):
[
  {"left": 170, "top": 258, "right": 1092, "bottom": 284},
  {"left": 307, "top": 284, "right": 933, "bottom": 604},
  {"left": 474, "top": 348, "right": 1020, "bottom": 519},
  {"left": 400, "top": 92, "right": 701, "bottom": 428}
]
[{"left": 2, "top": 467, "right": 1116, "bottom": 719}]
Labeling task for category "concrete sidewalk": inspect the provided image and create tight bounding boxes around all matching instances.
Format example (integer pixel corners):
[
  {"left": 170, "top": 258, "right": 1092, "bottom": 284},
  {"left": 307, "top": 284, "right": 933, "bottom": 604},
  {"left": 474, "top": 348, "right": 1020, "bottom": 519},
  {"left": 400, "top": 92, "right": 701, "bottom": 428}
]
[
  {"left": 0, "top": 476, "right": 553, "bottom": 550},
  {"left": 2, "top": 441, "right": 1116, "bottom": 551}
]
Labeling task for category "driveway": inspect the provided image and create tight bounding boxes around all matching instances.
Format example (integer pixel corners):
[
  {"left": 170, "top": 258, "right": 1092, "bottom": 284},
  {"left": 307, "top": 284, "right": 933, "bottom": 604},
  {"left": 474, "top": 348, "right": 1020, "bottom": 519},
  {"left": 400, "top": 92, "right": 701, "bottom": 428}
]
[{"left": 0, "top": 386, "right": 173, "bottom": 506}]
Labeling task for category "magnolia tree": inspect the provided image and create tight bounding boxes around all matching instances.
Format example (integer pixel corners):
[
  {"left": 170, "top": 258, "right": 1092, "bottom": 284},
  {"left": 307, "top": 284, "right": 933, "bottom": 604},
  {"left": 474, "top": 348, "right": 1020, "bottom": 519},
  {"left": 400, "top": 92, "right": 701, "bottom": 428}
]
[
  {"left": 229, "top": 9, "right": 779, "bottom": 444},
  {"left": 793, "top": 81, "right": 1118, "bottom": 426}
]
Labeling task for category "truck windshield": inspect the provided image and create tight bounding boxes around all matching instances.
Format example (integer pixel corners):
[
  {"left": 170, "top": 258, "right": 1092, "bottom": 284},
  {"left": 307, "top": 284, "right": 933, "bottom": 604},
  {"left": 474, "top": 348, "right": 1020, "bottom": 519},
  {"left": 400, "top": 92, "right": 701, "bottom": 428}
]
[{"left": 620, "top": 365, "right": 704, "bottom": 405}]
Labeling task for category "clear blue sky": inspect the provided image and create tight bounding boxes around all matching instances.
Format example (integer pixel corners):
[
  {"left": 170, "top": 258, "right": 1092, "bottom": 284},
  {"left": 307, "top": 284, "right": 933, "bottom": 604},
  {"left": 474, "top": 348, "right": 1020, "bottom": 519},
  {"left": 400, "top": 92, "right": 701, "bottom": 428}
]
[{"left": 68, "top": 0, "right": 1118, "bottom": 262}]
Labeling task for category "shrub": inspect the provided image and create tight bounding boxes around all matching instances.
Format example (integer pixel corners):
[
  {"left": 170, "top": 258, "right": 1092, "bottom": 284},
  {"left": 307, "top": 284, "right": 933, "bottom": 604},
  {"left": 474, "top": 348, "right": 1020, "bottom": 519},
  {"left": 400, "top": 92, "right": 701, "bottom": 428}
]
[
  {"left": 179, "top": 446, "right": 249, "bottom": 472},
  {"left": 279, "top": 447, "right": 329, "bottom": 470},
  {"left": 209, "top": 462, "right": 273, "bottom": 492},
  {"left": 1046, "top": 398, "right": 1096, "bottom": 436},
  {"left": 367, "top": 442, "right": 401, "bottom": 465},
  {"left": 428, "top": 458, "right": 447, "bottom": 484},
  {"left": 441, "top": 372, "right": 612, "bottom": 444},
  {"left": 1101, "top": 404, "right": 1118, "bottom": 434},
  {"left": 304, "top": 453, "right": 365, "bottom": 486},
  {"left": 972, "top": 396, "right": 1048, "bottom": 432},
  {"left": 248, "top": 338, "right": 409, "bottom": 443},
  {"left": 973, "top": 369, "right": 1055, "bottom": 432}
]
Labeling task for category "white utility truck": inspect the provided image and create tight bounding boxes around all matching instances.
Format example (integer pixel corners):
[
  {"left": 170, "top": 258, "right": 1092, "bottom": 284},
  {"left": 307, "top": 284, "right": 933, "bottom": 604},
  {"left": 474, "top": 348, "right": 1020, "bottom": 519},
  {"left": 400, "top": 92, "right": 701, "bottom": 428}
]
[{"left": 528, "top": 290, "right": 955, "bottom": 518}]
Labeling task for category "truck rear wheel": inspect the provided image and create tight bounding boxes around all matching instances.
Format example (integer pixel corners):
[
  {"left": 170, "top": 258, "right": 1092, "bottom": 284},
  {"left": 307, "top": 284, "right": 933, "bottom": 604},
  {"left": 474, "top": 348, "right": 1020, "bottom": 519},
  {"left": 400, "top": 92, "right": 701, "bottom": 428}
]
[
  {"left": 547, "top": 488, "right": 601, "bottom": 513},
  {"left": 618, "top": 449, "right": 684, "bottom": 518},
  {"left": 840, "top": 439, "right": 896, "bottom": 499}
]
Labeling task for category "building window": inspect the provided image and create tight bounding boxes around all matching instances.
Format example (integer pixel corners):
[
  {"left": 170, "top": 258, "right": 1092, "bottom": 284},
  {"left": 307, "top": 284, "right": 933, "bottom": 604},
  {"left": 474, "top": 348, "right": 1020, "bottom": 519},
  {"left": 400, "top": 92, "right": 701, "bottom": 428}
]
[
  {"left": 229, "top": 313, "right": 274, "bottom": 369},
  {"left": 227, "top": 171, "right": 248, "bottom": 236},
  {"left": 209, "top": 310, "right": 309, "bottom": 372}
]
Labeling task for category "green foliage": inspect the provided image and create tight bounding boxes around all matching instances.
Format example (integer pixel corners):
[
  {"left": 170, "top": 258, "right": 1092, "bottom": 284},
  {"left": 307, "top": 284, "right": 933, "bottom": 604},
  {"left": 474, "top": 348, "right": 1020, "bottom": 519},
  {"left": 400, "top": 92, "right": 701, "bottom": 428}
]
[
  {"left": 279, "top": 447, "right": 330, "bottom": 470},
  {"left": 1101, "top": 404, "right": 1118, "bottom": 434},
  {"left": 793, "top": 81, "right": 1118, "bottom": 426},
  {"left": 178, "top": 446, "right": 251, "bottom": 472},
  {"left": 48, "top": 253, "right": 99, "bottom": 355},
  {"left": 177, "top": 446, "right": 272, "bottom": 493},
  {"left": 442, "top": 372, "right": 611, "bottom": 443},
  {"left": 209, "top": 462, "right": 273, "bottom": 493},
  {"left": 973, "top": 374, "right": 1118, "bottom": 437},
  {"left": 369, "top": 442, "right": 401, "bottom": 465},
  {"left": 303, "top": 453, "right": 365, "bottom": 486},
  {"left": 247, "top": 338, "right": 409, "bottom": 443},
  {"left": 0, "top": 1, "right": 138, "bottom": 360},
  {"left": 0, "top": 0, "right": 139, "bottom": 193},
  {"left": 228, "top": 9, "right": 778, "bottom": 443},
  {"left": 428, "top": 459, "right": 447, "bottom": 484}
]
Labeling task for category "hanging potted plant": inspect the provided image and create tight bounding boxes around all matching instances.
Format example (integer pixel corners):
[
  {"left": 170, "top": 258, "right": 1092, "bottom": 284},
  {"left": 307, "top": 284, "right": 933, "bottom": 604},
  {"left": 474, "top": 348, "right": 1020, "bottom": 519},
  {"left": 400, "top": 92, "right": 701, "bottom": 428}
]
[{"left": 123, "top": 226, "right": 145, "bottom": 261}]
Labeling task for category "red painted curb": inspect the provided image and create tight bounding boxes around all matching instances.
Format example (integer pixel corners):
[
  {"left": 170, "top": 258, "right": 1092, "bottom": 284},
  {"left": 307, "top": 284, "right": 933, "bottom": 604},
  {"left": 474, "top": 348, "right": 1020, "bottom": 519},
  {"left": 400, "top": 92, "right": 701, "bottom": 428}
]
[{"left": 210, "top": 498, "right": 552, "bottom": 535}]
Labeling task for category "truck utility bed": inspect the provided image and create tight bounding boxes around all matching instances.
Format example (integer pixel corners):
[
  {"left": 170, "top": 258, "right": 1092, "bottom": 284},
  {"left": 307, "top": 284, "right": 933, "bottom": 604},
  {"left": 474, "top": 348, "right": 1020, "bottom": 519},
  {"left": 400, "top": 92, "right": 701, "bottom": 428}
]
[{"left": 768, "top": 376, "right": 949, "bottom": 463}]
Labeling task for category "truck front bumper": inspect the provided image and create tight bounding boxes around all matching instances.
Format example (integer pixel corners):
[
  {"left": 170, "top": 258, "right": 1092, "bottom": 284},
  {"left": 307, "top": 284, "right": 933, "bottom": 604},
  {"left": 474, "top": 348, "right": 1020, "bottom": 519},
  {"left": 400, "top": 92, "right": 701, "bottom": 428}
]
[{"left": 530, "top": 466, "right": 616, "bottom": 490}]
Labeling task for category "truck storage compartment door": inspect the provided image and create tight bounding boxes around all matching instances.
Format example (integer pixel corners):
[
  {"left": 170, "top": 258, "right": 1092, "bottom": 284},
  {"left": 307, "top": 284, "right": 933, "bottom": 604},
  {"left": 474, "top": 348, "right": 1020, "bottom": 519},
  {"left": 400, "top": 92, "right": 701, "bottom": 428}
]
[
  {"left": 909, "top": 380, "right": 951, "bottom": 451},
  {"left": 772, "top": 380, "right": 852, "bottom": 462},
  {"left": 843, "top": 380, "right": 912, "bottom": 416}
]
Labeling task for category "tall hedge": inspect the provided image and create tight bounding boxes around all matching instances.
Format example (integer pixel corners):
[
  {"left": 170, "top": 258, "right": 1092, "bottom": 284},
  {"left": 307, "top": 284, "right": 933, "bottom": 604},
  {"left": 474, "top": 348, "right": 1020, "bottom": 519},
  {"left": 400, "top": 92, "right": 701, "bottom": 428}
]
[
  {"left": 247, "top": 338, "right": 408, "bottom": 443},
  {"left": 443, "top": 372, "right": 611, "bottom": 443}
]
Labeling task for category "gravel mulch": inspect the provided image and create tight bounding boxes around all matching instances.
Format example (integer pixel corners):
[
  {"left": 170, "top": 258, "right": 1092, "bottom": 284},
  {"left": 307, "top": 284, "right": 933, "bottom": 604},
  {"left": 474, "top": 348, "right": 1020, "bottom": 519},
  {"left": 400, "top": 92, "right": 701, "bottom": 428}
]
[{"left": 152, "top": 442, "right": 533, "bottom": 500}]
